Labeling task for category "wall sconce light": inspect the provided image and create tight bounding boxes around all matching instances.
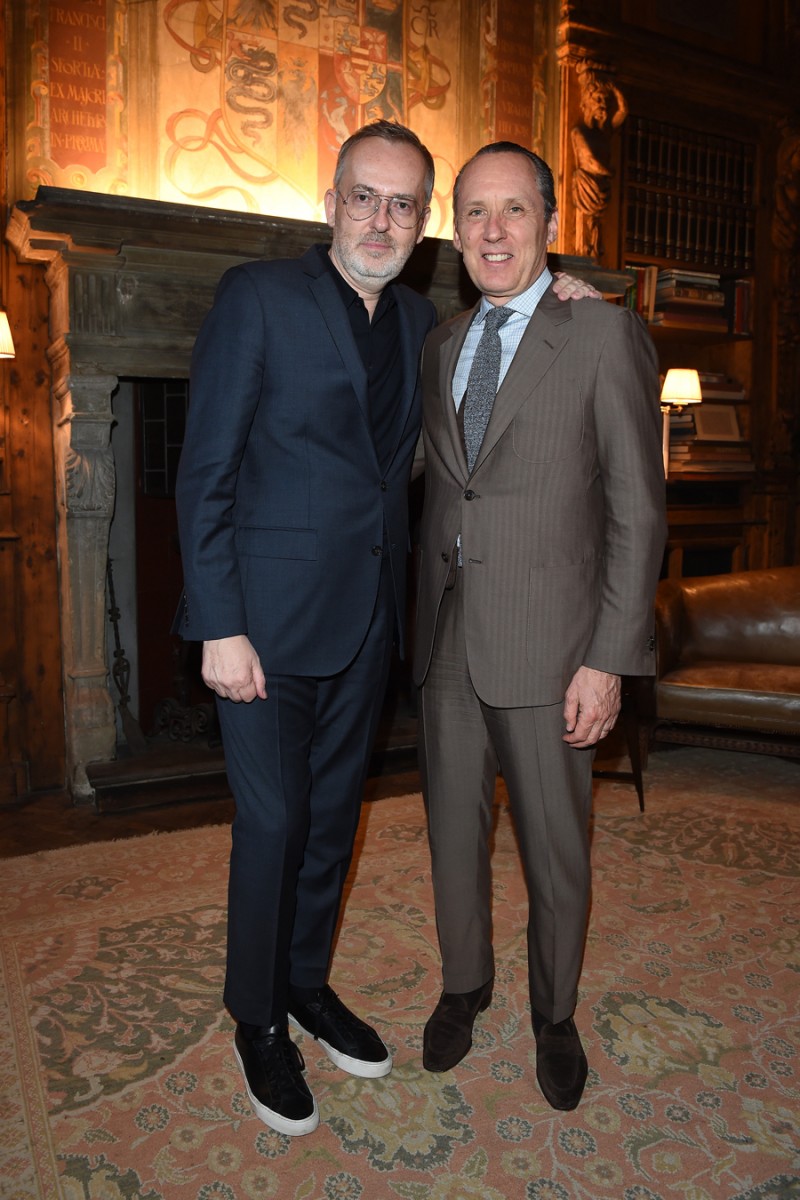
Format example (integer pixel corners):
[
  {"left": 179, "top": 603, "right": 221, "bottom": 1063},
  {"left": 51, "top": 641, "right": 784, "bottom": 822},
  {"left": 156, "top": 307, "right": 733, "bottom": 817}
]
[
  {"left": 0, "top": 308, "right": 15, "bottom": 359},
  {"left": 660, "top": 368, "right": 701, "bottom": 477}
]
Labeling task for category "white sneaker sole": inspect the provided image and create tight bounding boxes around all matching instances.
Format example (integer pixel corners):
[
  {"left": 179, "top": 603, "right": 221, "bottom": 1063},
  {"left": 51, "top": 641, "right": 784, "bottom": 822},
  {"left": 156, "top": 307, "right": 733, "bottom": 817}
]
[
  {"left": 289, "top": 1015, "right": 393, "bottom": 1079},
  {"left": 233, "top": 1039, "right": 320, "bottom": 1136}
]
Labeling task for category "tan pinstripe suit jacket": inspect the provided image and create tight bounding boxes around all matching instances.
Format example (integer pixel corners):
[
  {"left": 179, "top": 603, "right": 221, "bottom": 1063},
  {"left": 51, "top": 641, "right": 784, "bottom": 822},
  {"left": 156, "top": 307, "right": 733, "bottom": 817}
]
[{"left": 413, "top": 285, "right": 668, "bottom": 708}]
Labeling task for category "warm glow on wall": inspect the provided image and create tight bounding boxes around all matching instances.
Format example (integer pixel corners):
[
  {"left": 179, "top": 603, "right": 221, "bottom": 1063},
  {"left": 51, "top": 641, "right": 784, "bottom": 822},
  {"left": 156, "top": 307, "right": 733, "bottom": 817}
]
[{"left": 11, "top": 2, "right": 549, "bottom": 243}]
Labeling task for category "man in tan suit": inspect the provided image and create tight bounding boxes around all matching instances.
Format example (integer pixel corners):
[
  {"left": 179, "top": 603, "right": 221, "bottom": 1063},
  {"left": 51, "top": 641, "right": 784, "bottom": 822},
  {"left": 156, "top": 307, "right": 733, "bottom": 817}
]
[{"left": 414, "top": 142, "right": 666, "bottom": 1110}]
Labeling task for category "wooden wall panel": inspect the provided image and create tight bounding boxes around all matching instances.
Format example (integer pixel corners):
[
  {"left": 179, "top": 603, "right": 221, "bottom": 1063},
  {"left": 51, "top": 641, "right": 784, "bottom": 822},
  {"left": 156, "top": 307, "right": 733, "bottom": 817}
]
[{"left": 3, "top": 261, "right": 65, "bottom": 795}]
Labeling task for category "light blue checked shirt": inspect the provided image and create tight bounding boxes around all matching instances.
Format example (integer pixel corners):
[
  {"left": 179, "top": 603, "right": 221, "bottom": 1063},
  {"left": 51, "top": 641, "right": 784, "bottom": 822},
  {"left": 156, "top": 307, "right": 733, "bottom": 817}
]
[{"left": 452, "top": 267, "right": 553, "bottom": 411}]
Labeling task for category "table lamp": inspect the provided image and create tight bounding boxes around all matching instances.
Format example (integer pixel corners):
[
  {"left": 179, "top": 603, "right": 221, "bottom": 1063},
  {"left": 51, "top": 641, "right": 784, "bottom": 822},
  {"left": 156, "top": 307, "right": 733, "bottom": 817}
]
[{"left": 660, "top": 368, "right": 702, "bottom": 477}]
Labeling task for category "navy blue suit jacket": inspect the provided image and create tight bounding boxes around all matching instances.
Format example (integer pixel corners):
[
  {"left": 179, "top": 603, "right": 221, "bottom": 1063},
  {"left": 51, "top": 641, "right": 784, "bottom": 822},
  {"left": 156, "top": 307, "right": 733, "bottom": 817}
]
[{"left": 175, "top": 245, "right": 437, "bottom": 676}]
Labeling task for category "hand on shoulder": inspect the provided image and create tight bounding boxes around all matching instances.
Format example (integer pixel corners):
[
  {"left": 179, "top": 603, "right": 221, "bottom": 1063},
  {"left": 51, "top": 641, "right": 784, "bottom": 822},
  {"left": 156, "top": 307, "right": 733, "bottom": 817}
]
[{"left": 552, "top": 271, "right": 602, "bottom": 302}]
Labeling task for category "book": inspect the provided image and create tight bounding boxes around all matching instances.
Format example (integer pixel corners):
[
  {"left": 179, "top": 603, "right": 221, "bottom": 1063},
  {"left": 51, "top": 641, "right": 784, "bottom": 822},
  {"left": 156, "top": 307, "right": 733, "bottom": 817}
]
[
  {"left": 670, "top": 461, "right": 755, "bottom": 474},
  {"left": 700, "top": 386, "right": 746, "bottom": 401},
  {"left": 650, "top": 309, "right": 730, "bottom": 332},
  {"left": 681, "top": 444, "right": 750, "bottom": 458},
  {"left": 697, "top": 372, "right": 746, "bottom": 401},
  {"left": 655, "top": 285, "right": 726, "bottom": 304},
  {"left": 624, "top": 264, "right": 659, "bottom": 321},
  {"left": 657, "top": 268, "right": 721, "bottom": 288},
  {"left": 724, "top": 277, "right": 752, "bottom": 335},
  {"left": 654, "top": 299, "right": 727, "bottom": 317}
]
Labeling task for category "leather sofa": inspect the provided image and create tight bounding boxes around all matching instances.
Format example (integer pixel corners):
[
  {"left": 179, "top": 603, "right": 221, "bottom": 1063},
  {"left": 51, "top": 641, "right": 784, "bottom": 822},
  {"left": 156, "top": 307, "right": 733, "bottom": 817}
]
[{"left": 644, "top": 565, "right": 800, "bottom": 759}]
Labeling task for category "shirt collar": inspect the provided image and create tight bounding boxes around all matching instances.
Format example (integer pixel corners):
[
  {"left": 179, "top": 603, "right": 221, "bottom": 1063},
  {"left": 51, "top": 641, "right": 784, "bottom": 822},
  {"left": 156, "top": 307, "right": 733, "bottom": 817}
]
[{"left": 474, "top": 267, "right": 553, "bottom": 324}]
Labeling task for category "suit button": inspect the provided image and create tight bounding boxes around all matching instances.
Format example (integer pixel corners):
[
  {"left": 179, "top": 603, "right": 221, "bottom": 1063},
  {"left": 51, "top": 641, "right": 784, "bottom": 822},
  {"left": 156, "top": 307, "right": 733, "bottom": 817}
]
[
  {"left": 380, "top": 481, "right": 388, "bottom": 491},
  {"left": 441, "top": 552, "right": 449, "bottom": 562},
  {"left": 372, "top": 545, "right": 383, "bottom": 556},
  {"left": 464, "top": 489, "right": 475, "bottom": 500}
]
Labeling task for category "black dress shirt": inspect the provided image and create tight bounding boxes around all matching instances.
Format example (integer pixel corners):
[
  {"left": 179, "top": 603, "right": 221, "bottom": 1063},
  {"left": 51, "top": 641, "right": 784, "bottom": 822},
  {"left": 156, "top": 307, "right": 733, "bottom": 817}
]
[{"left": 317, "top": 244, "right": 402, "bottom": 471}]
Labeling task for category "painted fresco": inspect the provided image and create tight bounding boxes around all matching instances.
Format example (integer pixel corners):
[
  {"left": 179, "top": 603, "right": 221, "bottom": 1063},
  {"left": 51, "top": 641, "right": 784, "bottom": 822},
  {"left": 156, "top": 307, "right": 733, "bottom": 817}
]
[
  {"left": 22, "top": 0, "right": 127, "bottom": 196},
  {"left": 15, "top": 1, "right": 543, "bottom": 236},
  {"left": 160, "top": 0, "right": 460, "bottom": 234}
]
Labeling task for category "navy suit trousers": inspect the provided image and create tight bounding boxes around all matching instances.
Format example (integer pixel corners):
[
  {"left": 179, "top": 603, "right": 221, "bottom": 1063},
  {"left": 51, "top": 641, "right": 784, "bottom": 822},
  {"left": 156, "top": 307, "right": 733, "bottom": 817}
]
[{"left": 219, "top": 558, "right": 395, "bottom": 1027}]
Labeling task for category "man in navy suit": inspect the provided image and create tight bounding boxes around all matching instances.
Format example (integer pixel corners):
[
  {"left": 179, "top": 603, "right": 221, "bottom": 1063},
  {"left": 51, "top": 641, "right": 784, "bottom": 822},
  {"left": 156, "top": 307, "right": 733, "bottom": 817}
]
[{"left": 175, "top": 121, "right": 438, "bottom": 1136}]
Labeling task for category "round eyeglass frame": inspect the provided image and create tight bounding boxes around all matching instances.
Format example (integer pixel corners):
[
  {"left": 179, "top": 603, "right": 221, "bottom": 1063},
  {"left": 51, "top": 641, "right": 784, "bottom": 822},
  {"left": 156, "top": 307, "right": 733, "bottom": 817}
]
[{"left": 337, "top": 188, "right": 425, "bottom": 229}]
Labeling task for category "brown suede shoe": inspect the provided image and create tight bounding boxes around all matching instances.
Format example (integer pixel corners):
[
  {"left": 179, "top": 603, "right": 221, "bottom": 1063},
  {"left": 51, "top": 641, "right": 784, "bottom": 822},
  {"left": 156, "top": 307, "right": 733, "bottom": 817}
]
[
  {"left": 533, "top": 1014, "right": 588, "bottom": 1110},
  {"left": 423, "top": 978, "right": 493, "bottom": 1072}
]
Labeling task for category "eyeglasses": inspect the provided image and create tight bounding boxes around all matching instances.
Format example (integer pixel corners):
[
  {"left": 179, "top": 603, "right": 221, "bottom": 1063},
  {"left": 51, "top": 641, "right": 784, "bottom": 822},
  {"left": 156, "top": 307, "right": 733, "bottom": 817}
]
[{"left": 337, "top": 188, "right": 425, "bottom": 229}]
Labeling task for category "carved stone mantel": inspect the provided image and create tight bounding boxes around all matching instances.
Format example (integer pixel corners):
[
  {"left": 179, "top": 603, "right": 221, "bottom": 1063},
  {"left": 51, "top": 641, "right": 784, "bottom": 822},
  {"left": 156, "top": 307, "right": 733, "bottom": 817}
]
[{"left": 6, "top": 187, "right": 626, "bottom": 800}]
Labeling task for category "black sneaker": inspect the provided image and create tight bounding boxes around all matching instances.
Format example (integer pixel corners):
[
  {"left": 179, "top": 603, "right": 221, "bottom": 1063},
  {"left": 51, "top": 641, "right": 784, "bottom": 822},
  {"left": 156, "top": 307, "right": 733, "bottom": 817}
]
[
  {"left": 233, "top": 1024, "right": 319, "bottom": 1136},
  {"left": 288, "top": 985, "right": 392, "bottom": 1078}
]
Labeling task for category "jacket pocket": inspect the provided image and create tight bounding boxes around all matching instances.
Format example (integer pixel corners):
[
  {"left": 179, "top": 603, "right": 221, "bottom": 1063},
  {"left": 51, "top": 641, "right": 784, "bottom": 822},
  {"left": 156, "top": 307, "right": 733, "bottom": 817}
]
[
  {"left": 526, "top": 561, "right": 597, "bottom": 675},
  {"left": 512, "top": 390, "right": 584, "bottom": 463}
]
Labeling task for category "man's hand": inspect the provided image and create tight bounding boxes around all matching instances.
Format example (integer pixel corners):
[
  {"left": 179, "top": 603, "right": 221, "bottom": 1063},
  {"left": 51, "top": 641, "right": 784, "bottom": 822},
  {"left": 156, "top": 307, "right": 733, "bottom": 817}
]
[
  {"left": 563, "top": 666, "right": 621, "bottom": 747},
  {"left": 553, "top": 271, "right": 602, "bottom": 301},
  {"left": 202, "top": 635, "right": 268, "bottom": 702}
]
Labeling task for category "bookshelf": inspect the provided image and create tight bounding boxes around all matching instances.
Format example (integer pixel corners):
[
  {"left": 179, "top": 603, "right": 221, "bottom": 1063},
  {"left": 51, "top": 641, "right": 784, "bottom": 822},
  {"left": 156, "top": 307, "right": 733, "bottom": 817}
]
[
  {"left": 619, "top": 115, "right": 759, "bottom": 578},
  {"left": 659, "top": 332, "right": 755, "bottom": 577},
  {"left": 625, "top": 265, "right": 751, "bottom": 335},
  {"left": 657, "top": 321, "right": 755, "bottom": 577},
  {"left": 623, "top": 116, "right": 756, "bottom": 271}
]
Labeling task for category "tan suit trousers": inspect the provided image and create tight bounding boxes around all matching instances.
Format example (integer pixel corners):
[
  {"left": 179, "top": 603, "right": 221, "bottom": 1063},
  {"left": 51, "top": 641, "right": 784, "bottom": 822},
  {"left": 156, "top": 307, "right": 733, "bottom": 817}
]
[{"left": 419, "top": 569, "right": 594, "bottom": 1025}]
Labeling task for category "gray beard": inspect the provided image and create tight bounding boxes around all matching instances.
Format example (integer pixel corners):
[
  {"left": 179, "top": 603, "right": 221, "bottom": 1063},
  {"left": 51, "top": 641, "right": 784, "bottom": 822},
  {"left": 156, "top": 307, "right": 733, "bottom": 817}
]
[{"left": 334, "top": 241, "right": 411, "bottom": 286}]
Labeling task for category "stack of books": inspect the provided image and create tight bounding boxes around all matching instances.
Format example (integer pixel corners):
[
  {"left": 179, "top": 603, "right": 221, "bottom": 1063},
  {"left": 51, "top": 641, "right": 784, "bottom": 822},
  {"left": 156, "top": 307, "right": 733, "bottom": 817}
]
[
  {"left": 697, "top": 371, "right": 747, "bottom": 402},
  {"left": 666, "top": 408, "right": 697, "bottom": 463},
  {"left": 651, "top": 269, "right": 729, "bottom": 332},
  {"left": 667, "top": 389, "right": 754, "bottom": 475},
  {"left": 669, "top": 440, "right": 755, "bottom": 474}
]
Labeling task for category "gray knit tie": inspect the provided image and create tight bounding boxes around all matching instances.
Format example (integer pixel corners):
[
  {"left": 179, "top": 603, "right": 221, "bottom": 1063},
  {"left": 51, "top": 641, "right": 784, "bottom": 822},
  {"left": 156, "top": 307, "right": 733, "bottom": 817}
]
[{"left": 462, "top": 305, "right": 512, "bottom": 472}]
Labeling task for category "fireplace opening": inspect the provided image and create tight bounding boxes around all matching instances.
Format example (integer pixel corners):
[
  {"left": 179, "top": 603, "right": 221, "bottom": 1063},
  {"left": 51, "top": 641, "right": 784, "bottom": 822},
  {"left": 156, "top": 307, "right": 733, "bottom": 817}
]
[{"left": 96, "top": 379, "right": 417, "bottom": 811}]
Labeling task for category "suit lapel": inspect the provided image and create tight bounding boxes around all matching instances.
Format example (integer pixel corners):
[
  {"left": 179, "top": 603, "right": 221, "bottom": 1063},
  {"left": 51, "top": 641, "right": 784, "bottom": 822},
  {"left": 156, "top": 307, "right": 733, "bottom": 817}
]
[
  {"left": 388, "top": 289, "right": 424, "bottom": 466},
  {"left": 303, "top": 248, "right": 370, "bottom": 431},
  {"left": 439, "top": 309, "right": 474, "bottom": 480},
  {"left": 474, "top": 288, "right": 571, "bottom": 472}
]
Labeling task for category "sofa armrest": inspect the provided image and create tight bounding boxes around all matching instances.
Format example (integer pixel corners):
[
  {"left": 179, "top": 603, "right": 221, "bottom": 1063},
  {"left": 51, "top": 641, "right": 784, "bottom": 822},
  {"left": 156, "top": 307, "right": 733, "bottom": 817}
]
[{"left": 654, "top": 579, "right": 687, "bottom": 678}]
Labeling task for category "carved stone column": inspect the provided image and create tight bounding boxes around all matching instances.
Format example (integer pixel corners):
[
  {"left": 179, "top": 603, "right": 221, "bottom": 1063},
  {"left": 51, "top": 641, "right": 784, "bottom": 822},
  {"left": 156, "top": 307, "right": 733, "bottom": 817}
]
[{"left": 49, "top": 346, "right": 118, "bottom": 799}]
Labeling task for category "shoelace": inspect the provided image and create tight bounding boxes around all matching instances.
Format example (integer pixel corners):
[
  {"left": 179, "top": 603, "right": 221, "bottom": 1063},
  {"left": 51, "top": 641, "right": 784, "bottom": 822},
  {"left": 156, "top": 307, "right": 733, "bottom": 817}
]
[
  {"left": 310, "top": 988, "right": 363, "bottom": 1038},
  {"left": 256, "top": 1029, "right": 307, "bottom": 1085}
]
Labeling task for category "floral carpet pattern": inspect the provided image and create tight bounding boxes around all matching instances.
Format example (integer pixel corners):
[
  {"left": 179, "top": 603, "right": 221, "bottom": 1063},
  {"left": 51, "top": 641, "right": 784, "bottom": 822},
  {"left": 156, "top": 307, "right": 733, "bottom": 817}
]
[{"left": 1, "top": 748, "right": 798, "bottom": 1200}]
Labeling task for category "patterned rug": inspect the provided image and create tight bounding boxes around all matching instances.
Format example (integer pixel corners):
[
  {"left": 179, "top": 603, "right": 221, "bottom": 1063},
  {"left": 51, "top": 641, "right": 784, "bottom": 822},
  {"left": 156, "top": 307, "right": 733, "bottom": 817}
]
[{"left": 2, "top": 747, "right": 798, "bottom": 1200}]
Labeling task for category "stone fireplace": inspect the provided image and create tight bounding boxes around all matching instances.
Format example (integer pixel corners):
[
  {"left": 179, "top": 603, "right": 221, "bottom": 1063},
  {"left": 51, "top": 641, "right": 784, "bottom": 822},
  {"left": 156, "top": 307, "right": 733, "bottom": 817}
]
[{"left": 4, "top": 189, "right": 456, "bottom": 799}]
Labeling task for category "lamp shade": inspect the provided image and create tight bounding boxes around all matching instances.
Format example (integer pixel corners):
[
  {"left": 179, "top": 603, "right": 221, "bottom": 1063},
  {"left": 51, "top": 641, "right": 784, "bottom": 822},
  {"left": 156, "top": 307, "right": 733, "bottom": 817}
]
[
  {"left": 0, "top": 310, "right": 15, "bottom": 359},
  {"left": 660, "top": 367, "right": 701, "bottom": 406}
]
